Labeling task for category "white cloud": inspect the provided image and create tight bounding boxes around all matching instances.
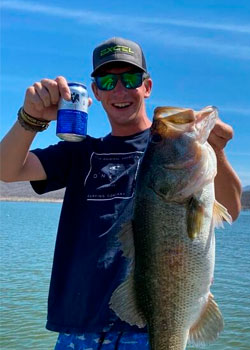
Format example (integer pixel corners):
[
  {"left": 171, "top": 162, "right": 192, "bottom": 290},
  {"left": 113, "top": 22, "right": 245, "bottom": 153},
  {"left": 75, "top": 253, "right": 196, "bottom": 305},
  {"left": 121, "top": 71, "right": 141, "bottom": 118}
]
[
  {"left": 1, "top": 1, "right": 250, "bottom": 60},
  {"left": 1, "top": 1, "right": 113, "bottom": 23},
  {"left": 140, "top": 29, "right": 250, "bottom": 60},
  {"left": 136, "top": 17, "right": 250, "bottom": 34},
  {"left": 2, "top": 1, "right": 250, "bottom": 34},
  {"left": 219, "top": 107, "right": 250, "bottom": 116}
]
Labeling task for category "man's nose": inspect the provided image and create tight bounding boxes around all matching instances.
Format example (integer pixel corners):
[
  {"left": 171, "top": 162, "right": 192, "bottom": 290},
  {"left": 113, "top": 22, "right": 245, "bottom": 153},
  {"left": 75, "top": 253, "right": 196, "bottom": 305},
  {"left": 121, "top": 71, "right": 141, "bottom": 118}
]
[{"left": 113, "top": 78, "right": 127, "bottom": 93}]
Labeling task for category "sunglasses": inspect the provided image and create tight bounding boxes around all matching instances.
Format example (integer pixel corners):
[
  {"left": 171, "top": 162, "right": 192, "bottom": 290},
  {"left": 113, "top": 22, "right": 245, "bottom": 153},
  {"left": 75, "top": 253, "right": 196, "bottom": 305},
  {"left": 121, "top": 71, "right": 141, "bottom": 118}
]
[{"left": 93, "top": 72, "right": 149, "bottom": 91}]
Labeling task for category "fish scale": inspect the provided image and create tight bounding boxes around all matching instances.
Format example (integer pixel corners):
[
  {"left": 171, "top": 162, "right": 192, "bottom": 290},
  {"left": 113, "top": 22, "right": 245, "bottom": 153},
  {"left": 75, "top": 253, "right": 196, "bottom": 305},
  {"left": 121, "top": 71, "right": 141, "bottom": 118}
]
[{"left": 110, "top": 106, "right": 232, "bottom": 350}]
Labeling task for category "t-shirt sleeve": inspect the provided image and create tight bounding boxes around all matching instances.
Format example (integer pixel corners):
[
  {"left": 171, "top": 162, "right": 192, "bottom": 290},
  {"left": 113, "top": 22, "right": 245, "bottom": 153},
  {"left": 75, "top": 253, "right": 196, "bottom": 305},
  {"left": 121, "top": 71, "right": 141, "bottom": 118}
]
[{"left": 30, "top": 141, "right": 76, "bottom": 194}]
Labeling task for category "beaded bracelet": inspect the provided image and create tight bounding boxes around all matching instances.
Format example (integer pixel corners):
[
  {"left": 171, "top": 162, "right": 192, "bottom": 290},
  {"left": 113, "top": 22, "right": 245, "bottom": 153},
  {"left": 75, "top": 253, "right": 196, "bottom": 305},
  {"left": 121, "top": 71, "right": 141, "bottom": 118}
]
[{"left": 17, "top": 108, "right": 50, "bottom": 132}]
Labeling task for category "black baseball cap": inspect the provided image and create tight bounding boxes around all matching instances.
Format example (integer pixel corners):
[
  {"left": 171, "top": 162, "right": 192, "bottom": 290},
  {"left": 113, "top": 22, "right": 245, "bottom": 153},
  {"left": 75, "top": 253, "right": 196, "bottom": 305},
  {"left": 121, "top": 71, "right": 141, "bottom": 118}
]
[{"left": 91, "top": 37, "right": 147, "bottom": 77}]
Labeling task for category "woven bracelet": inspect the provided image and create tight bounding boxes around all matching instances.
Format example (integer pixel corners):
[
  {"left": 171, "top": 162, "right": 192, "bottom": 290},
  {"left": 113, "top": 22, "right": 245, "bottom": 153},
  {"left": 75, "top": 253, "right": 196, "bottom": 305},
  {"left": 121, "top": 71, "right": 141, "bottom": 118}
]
[
  {"left": 17, "top": 108, "right": 50, "bottom": 132},
  {"left": 22, "top": 108, "right": 50, "bottom": 126}
]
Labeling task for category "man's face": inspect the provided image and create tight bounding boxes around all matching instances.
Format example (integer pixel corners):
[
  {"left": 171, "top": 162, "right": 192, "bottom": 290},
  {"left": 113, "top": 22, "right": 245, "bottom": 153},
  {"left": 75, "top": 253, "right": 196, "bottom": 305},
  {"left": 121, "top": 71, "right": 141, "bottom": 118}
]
[{"left": 92, "top": 64, "right": 152, "bottom": 132}]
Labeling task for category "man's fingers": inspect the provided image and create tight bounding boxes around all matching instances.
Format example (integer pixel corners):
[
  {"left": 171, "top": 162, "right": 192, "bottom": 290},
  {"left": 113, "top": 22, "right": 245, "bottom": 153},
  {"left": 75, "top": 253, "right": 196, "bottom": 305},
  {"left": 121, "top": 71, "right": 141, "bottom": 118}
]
[
  {"left": 55, "top": 76, "right": 71, "bottom": 100},
  {"left": 208, "top": 132, "right": 228, "bottom": 150},
  {"left": 33, "top": 82, "right": 51, "bottom": 108},
  {"left": 40, "top": 79, "right": 60, "bottom": 104},
  {"left": 88, "top": 97, "right": 93, "bottom": 107},
  {"left": 25, "top": 86, "right": 44, "bottom": 112},
  {"left": 212, "top": 120, "right": 233, "bottom": 140},
  {"left": 208, "top": 118, "right": 234, "bottom": 151}
]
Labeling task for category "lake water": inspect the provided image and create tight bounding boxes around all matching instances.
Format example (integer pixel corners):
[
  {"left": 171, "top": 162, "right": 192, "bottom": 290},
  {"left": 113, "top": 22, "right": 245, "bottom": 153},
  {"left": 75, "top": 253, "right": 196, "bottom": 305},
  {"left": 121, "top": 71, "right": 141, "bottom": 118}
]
[{"left": 0, "top": 201, "right": 249, "bottom": 350}]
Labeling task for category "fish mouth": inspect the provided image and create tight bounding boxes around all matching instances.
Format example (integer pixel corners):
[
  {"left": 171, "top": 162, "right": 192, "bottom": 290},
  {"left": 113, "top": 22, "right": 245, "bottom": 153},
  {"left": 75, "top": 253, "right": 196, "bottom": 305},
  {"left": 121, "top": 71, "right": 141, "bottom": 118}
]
[
  {"left": 154, "top": 107, "right": 195, "bottom": 123},
  {"left": 151, "top": 106, "right": 217, "bottom": 141},
  {"left": 151, "top": 107, "right": 195, "bottom": 139}
]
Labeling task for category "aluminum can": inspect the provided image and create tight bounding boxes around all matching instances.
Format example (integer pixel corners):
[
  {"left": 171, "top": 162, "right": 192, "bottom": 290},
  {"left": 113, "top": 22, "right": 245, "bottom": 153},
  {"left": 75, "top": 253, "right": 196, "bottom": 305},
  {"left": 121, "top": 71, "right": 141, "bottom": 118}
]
[{"left": 56, "top": 82, "right": 88, "bottom": 141}]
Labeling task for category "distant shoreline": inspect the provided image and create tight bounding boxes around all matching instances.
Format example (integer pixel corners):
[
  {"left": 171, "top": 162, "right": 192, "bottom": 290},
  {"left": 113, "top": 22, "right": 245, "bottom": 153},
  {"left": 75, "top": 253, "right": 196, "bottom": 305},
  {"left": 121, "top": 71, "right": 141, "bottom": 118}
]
[
  {"left": 1, "top": 197, "right": 249, "bottom": 210},
  {"left": 0, "top": 197, "right": 63, "bottom": 203},
  {"left": 1, "top": 181, "right": 249, "bottom": 208}
]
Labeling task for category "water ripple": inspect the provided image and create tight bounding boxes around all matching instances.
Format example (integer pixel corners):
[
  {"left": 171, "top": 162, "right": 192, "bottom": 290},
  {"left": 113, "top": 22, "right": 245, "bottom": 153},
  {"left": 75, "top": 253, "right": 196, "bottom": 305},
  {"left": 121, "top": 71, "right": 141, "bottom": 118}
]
[{"left": 1, "top": 203, "right": 249, "bottom": 349}]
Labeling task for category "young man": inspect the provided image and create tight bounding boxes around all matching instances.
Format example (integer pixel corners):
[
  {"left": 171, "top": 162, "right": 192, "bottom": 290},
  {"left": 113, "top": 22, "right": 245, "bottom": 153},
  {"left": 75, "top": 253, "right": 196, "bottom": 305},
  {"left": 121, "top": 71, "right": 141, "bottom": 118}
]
[{"left": 0, "top": 37, "right": 242, "bottom": 349}]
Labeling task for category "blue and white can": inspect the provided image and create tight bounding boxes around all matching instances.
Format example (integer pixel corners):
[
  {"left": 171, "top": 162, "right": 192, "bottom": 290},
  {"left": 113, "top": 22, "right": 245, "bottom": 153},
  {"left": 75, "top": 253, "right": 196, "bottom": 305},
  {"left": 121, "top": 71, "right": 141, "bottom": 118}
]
[{"left": 56, "top": 82, "right": 88, "bottom": 142}]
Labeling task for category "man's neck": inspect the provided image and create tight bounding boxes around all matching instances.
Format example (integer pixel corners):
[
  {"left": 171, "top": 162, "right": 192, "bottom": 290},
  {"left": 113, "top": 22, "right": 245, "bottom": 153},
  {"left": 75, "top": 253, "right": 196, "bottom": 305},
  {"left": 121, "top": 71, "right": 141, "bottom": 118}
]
[{"left": 111, "top": 118, "right": 152, "bottom": 136}]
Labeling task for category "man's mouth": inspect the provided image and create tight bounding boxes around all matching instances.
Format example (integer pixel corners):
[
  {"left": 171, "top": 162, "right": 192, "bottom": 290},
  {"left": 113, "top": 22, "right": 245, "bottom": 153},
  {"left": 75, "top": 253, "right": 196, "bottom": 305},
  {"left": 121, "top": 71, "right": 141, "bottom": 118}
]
[{"left": 112, "top": 103, "right": 132, "bottom": 109}]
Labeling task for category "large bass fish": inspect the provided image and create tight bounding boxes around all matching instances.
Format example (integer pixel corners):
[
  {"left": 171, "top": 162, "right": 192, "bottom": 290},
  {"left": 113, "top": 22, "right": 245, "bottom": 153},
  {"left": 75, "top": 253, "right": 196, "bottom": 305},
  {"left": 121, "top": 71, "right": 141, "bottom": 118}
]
[{"left": 110, "top": 106, "right": 232, "bottom": 350}]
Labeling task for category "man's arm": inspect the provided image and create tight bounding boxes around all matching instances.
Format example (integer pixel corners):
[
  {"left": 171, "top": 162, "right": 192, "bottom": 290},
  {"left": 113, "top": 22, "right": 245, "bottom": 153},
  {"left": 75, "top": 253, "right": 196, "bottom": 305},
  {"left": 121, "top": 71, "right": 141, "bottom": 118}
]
[
  {"left": 0, "top": 121, "right": 47, "bottom": 182},
  {"left": 0, "top": 76, "right": 71, "bottom": 182},
  {"left": 208, "top": 118, "right": 242, "bottom": 221}
]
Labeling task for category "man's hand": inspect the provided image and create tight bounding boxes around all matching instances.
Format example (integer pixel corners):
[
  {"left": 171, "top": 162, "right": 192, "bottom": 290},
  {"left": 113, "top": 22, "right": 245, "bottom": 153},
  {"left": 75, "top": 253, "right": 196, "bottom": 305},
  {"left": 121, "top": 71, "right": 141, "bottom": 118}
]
[
  {"left": 23, "top": 76, "right": 92, "bottom": 122},
  {"left": 208, "top": 117, "right": 233, "bottom": 153},
  {"left": 23, "top": 76, "right": 71, "bottom": 121},
  {"left": 207, "top": 116, "right": 242, "bottom": 220}
]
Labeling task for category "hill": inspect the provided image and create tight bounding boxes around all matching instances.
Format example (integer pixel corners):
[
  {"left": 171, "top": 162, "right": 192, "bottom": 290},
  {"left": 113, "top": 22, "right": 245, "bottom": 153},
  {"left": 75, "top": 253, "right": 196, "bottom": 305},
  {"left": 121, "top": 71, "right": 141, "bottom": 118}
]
[
  {"left": 0, "top": 181, "right": 249, "bottom": 209},
  {"left": 241, "top": 190, "right": 250, "bottom": 210},
  {"left": 0, "top": 181, "right": 65, "bottom": 202}
]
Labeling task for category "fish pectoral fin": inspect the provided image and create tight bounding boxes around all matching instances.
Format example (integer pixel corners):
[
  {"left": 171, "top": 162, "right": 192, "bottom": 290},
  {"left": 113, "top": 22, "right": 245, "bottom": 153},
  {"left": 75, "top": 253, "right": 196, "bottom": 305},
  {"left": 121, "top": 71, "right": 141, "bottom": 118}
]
[
  {"left": 213, "top": 200, "right": 232, "bottom": 228},
  {"left": 109, "top": 271, "right": 146, "bottom": 328},
  {"left": 187, "top": 196, "right": 205, "bottom": 239},
  {"left": 189, "top": 293, "right": 224, "bottom": 345}
]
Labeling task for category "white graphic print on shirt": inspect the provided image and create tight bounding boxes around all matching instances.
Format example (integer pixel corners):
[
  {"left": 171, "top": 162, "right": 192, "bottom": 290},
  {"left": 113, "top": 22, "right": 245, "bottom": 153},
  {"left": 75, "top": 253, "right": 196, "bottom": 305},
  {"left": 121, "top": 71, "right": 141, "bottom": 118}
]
[{"left": 84, "top": 152, "right": 143, "bottom": 201}]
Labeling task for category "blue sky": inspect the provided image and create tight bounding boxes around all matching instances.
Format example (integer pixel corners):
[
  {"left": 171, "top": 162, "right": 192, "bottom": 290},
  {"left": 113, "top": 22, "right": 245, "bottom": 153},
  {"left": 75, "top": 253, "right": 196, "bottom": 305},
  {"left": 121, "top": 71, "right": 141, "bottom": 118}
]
[{"left": 1, "top": 0, "right": 250, "bottom": 186}]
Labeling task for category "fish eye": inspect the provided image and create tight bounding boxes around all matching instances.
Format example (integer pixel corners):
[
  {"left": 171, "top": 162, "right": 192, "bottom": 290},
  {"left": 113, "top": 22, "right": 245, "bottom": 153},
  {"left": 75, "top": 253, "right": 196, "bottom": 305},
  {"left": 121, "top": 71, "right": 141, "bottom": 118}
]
[{"left": 151, "top": 133, "right": 162, "bottom": 143}]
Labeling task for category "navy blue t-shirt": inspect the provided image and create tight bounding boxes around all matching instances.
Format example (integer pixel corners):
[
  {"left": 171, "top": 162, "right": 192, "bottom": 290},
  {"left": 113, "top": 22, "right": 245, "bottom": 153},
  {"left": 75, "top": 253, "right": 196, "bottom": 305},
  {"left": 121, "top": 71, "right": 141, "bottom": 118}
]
[{"left": 31, "top": 129, "right": 150, "bottom": 334}]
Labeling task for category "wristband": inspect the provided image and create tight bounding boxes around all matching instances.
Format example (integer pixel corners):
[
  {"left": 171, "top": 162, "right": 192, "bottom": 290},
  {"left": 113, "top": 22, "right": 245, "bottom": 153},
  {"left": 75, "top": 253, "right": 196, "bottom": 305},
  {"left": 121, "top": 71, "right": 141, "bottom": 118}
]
[{"left": 17, "top": 108, "right": 50, "bottom": 132}]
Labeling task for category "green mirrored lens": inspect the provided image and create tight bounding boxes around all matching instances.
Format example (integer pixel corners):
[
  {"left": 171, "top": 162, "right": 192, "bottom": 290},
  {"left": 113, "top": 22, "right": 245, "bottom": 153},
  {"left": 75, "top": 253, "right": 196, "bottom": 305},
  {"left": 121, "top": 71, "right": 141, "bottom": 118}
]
[
  {"left": 122, "top": 73, "right": 142, "bottom": 89},
  {"left": 97, "top": 75, "right": 117, "bottom": 90},
  {"left": 95, "top": 72, "right": 144, "bottom": 91}
]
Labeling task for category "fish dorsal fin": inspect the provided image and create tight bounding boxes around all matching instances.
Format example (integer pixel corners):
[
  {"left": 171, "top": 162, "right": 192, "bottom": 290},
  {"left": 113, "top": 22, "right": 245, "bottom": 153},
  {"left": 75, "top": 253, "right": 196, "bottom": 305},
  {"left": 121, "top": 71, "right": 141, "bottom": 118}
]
[
  {"left": 109, "top": 221, "right": 146, "bottom": 328},
  {"left": 213, "top": 200, "right": 232, "bottom": 228},
  {"left": 189, "top": 293, "right": 224, "bottom": 345}
]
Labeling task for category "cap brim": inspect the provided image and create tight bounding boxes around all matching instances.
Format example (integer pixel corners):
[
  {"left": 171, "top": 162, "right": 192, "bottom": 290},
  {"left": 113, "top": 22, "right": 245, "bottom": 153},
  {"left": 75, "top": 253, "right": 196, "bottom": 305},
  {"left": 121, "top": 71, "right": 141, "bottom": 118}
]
[{"left": 91, "top": 59, "right": 147, "bottom": 77}]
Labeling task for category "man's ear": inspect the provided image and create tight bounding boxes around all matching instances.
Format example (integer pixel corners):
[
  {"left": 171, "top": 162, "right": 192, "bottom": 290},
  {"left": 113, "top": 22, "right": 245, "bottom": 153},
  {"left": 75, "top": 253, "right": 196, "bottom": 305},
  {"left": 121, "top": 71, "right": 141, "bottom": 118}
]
[
  {"left": 144, "top": 78, "right": 152, "bottom": 99},
  {"left": 91, "top": 82, "right": 101, "bottom": 101}
]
